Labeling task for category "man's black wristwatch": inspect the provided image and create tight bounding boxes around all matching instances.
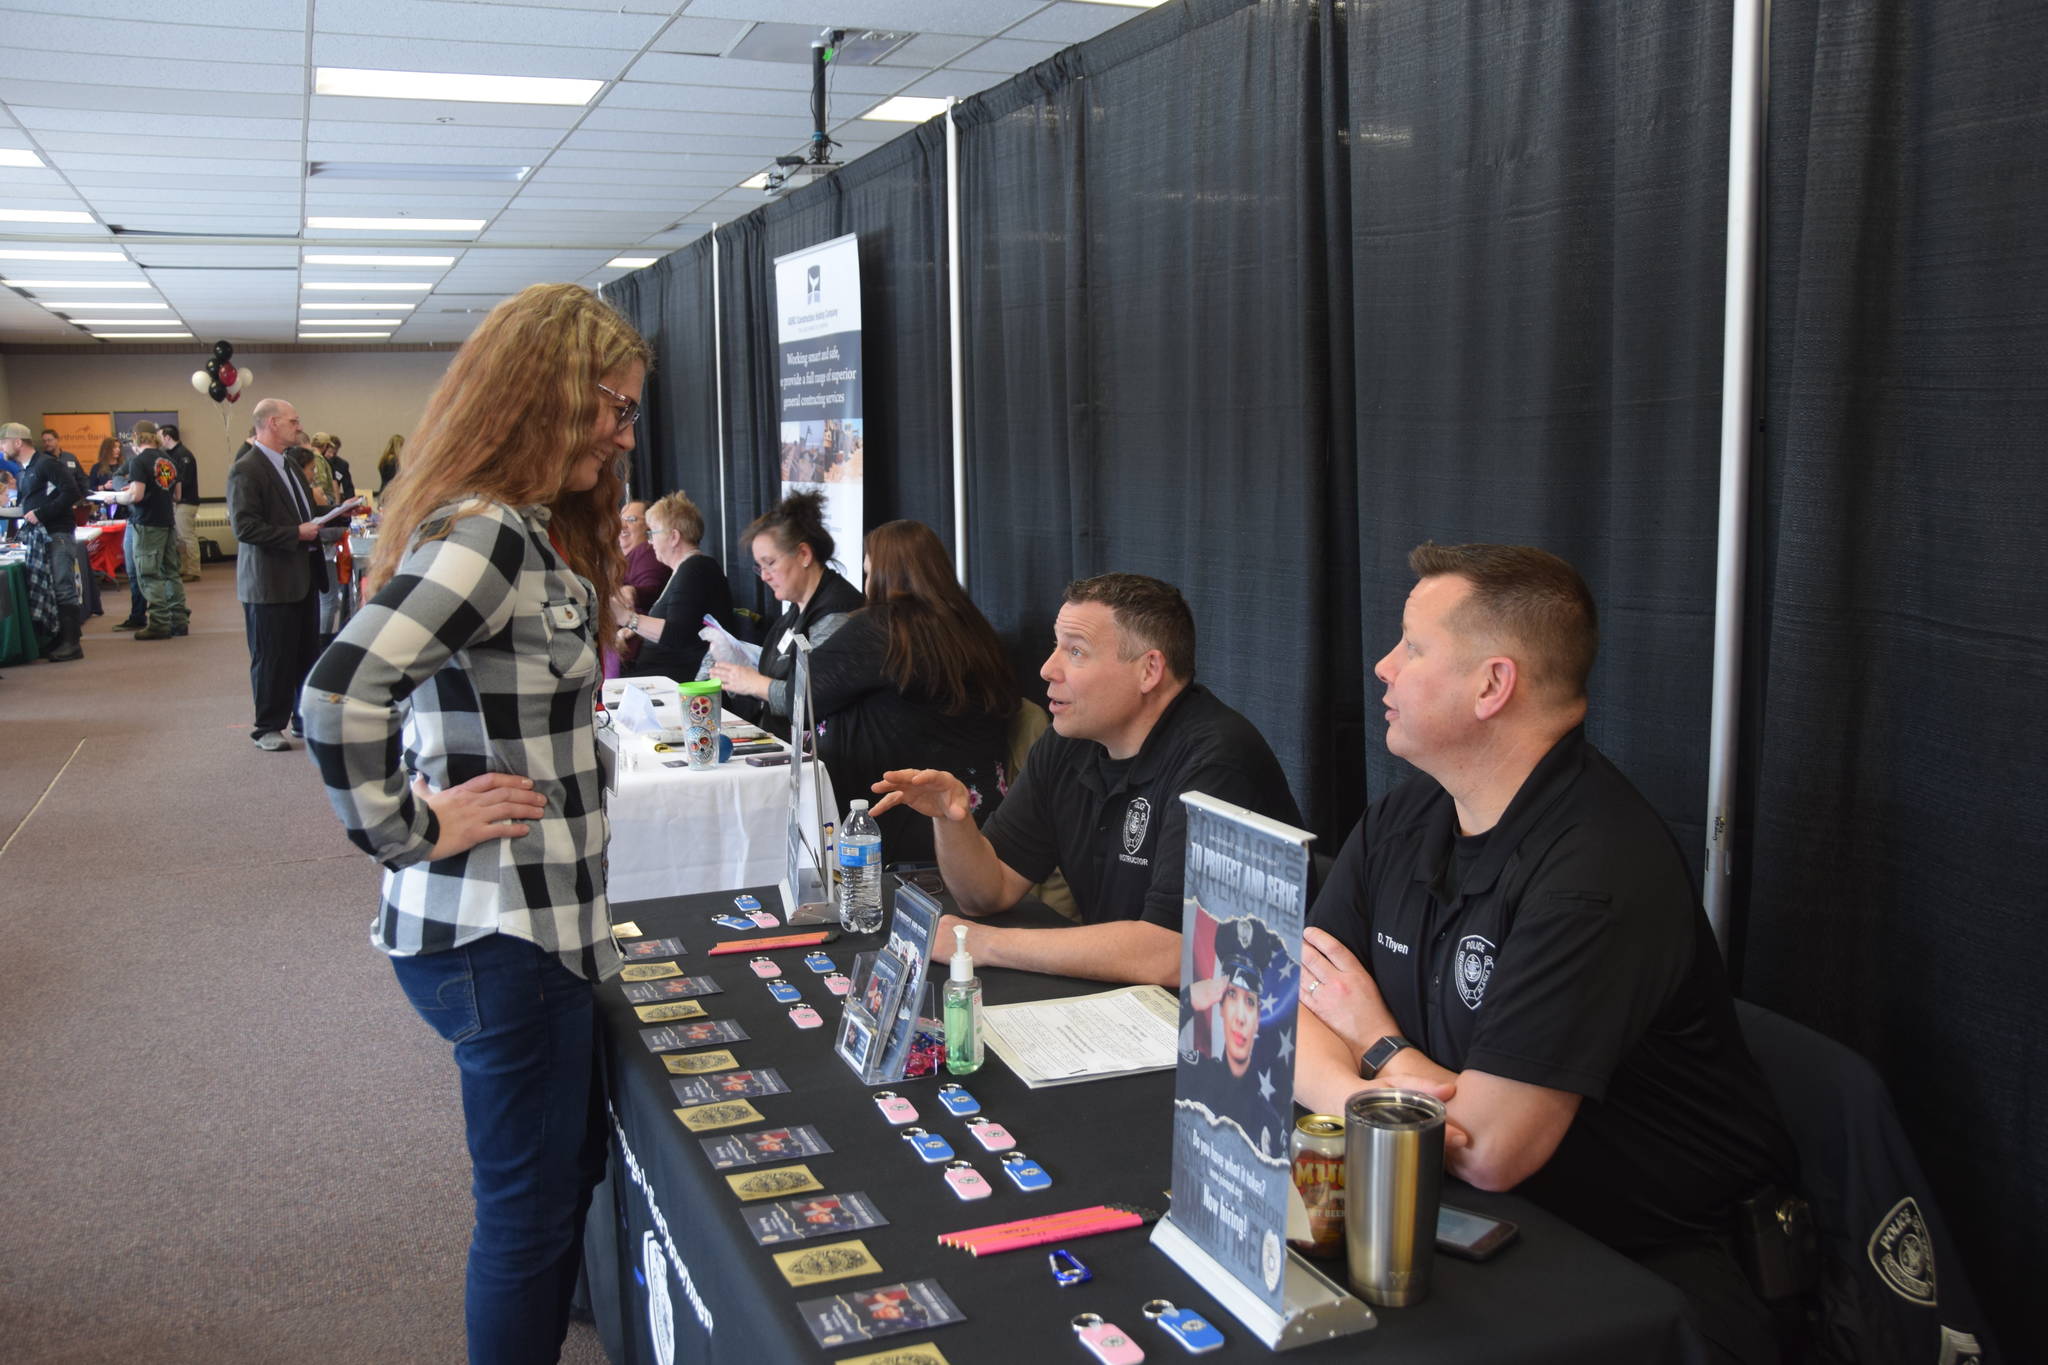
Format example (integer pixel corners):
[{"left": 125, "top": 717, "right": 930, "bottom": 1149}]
[{"left": 1359, "top": 1035, "right": 1412, "bottom": 1080}]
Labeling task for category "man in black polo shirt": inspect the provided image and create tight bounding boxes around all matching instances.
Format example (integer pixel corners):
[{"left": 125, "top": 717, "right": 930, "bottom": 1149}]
[
  {"left": 872, "top": 573, "right": 1299, "bottom": 985},
  {"left": 1294, "top": 543, "right": 1793, "bottom": 1364}
]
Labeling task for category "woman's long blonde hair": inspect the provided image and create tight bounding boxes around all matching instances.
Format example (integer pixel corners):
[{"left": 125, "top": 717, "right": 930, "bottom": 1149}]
[{"left": 368, "top": 284, "right": 651, "bottom": 639}]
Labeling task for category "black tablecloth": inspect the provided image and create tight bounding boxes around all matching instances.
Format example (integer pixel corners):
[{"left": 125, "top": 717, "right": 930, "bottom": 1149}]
[{"left": 586, "top": 887, "right": 1696, "bottom": 1364}]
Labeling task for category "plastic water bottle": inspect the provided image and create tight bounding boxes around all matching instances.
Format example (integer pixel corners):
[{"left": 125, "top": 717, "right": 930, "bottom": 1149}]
[{"left": 837, "top": 799, "right": 884, "bottom": 934}]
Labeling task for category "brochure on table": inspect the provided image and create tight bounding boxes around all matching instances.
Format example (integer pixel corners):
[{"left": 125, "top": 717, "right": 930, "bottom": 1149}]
[{"left": 1150, "top": 791, "right": 1374, "bottom": 1350}]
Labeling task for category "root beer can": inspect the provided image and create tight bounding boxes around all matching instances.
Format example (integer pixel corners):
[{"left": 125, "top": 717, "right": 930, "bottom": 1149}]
[{"left": 1290, "top": 1114, "right": 1347, "bottom": 1259}]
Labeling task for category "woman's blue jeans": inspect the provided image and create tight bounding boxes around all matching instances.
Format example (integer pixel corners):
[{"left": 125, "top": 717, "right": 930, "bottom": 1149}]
[{"left": 392, "top": 933, "right": 606, "bottom": 1365}]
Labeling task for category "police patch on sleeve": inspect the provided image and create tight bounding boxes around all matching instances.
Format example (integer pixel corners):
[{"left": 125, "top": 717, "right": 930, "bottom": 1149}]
[{"left": 1455, "top": 934, "right": 1496, "bottom": 1010}]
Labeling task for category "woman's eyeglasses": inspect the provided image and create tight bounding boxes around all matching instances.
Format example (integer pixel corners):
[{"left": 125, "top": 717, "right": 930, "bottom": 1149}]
[{"left": 596, "top": 382, "right": 641, "bottom": 428}]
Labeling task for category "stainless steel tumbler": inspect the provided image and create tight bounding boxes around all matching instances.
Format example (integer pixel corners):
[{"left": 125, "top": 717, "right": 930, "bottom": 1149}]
[{"left": 1342, "top": 1088, "right": 1447, "bottom": 1307}]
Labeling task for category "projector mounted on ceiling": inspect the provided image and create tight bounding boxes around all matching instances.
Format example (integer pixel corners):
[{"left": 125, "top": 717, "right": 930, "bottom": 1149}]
[{"left": 764, "top": 28, "right": 848, "bottom": 197}]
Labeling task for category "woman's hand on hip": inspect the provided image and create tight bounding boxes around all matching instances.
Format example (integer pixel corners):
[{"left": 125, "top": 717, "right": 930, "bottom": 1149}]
[{"left": 416, "top": 773, "right": 546, "bottom": 860}]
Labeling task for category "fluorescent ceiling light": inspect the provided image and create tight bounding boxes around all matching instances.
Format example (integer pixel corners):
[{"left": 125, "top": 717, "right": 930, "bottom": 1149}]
[
  {"left": 309, "top": 160, "right": 529, "bottom": 182},
  {"left": 69, "top": 318, "right": 185, "bottom": 325},
  {"left": 0, "top": 248, "right": 126, "bottom": 262},
  {"left": 303, "top": 253, "right": 455, "bottom": 266},
  {"left": 5, "top": 278, "right": 151, "bottom": 289},
  {"left": 861, "top": 96, "right": 951, "bottom": 123},
  {"left": 315, "top": 67, "right": 602, "bottom": 107},
  {"left": 299, "top": 331, "right": 393, "bottom": 339},
  {"left": 608, "top": 257, "right": 657, "bottom": 269},
  {"left": 307, "top": 217, "right": 484, "bottom": 232},
  {"left": 303, "top": 281, "right": 434, "bottom": 291},
  {"left": 740, "top": 172, "right": 771, "bottom": 190},
  {"left": 0, "top": 208, "right": 95, "bottom": 224},
  {"left": 298, "top": 317, "right": 401, "bottom": 325},
  {"left": 93, "top": 332, "right": 194, "bottom": 339},
  {"left": 301, "top": 301, "right": 414, "bottom": 310},
  {"left": 0, "top": 149, "right": 47, "bottom": 168},
  {"left": 42, "top": 300, "right": 168, "bottom": 309}
]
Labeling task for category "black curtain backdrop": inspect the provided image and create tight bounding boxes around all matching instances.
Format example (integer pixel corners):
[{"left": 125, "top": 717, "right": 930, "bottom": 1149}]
[
  {"left": 1741, "top": 0, "right": 2048, "bottom": 1353},
  {"left": 958, "top": 0, "right": 1356, "bottom": 829},
  {"left": 1346, "top": 3, "right": 1734, "bottom": 865},
  {"left": 601, "top": 2, "right": 2046, "bottom": 1350},
  {"left": 604, "top": 236, "right": 722, "bottom": 554}
]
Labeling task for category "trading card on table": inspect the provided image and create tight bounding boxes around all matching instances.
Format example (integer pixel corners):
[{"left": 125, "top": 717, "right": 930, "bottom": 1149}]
[
  {"left": 800, "top": 1279, "right": 964, "bottom": 1348},
  {"left": 701, "top": 1124, "right": 832, "bottom": 1170},
  {"left": 745, "top": 1191, "right": 887, "bottom": 1245},
  {"left": 672, "top": 1098, "right": 765, "bottom": 1132},
  {"left": 670, "top": 1068, "right": 789, "bottom": 1105},
  {"left": 834, "top": 1343, "right": 950, "bottom": 1365},
  {"left": 773, "top": 1238, "right": 883, "bottom": 1288},
  {"left": 634, "top": 1000, "right": 708, "bottom": 1023},
  {"left": 639, "top": 1018, "right": 748, "bottom": 1053},
  {"left": 620, "top": 936, "right": 688, "bottom": 960},
  {"left": 622, "top": 974, "right": 724, "bottom": 1004},
  {"left": 619, "top": 961, "right": 684, "bottom": 982},
  {"left": 663, "top": 1049, "right": 739, "bottom": 1075},
  {"left": 611, "top": 921, "right": 643, "bottom": 938},
  {"left": 723, "top": 1163, "right": 824, "bottom": 1201}
]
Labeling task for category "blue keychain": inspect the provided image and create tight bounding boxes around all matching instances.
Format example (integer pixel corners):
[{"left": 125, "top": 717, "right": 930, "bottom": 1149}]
[
  {"left": 901, "top": 1127, "right": 954, "bottom": 1163},
  {"left": 1048, "top": 1249, "right": 1092, "bottom": 1287},
  {"left": 765, "top": 979, "right": 802, "bottom": 1003},
  {"left": 711, "top": 913, "right": 755, "bottom": 932},
  {"left": 803, "top": 951, "right": 837, "bottom": 973},
  {"left": 937, "top": 1083, "right": 980, "bottom": 1116},
  {"left": 733, "top": 894, "right": 762, "bottom": 912},
  {"left": 1000, "top": 1151, "right": 1051, "bottom": 1191},
  {"left": 1144, "top": 1301, "right": 1224, "bottom": 1354}
]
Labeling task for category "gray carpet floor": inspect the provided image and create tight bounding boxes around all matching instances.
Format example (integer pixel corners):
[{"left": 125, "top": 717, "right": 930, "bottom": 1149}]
[{"left": 1, "top": 570, "right": 607, "bottom": 1364}]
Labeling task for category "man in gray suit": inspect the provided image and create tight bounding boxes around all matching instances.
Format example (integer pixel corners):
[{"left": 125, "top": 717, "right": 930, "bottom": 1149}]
[{"left": 229, "top": 398, "right": 328, "bottom": 752}]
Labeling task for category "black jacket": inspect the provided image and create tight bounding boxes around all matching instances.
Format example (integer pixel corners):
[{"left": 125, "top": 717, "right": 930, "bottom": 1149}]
[{"left": 729, "top": 568, "right": 865, "bottom": 734}]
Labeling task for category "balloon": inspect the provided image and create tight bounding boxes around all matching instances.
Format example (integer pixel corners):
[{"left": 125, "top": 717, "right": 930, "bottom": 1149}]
[
  {"left": 218, "top": 362, "right": 238, "bottom": 388},
  {"left": 227, "top": 392, "right": 240, "bottom": 403},
  {"left": 212, "top": 339, "right": 234, "bottom": 361},
  {"left": 208, "top": 381, "right": 227, "bottom": 402},
  {"left": 227, "top": 375, "right": 244, "bottom": 398},
  {"left": 190, "top": 370, "right": 211, "bottom": 396},
  {"left": 205, "top": 357, "right": 222, "bottom": 379},
  {"left": 234, "top": 366, "right": 253, "bottom": 391}
]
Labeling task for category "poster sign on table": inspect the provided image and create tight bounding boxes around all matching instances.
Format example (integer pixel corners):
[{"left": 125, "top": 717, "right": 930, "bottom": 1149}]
[{"left": 772, "top": 232, "right": 864, "bottom": 591}]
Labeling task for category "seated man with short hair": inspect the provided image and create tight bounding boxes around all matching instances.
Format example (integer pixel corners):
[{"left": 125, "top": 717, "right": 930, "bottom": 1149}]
[
  {"left": 872, "top": 572, "right": 1300, "bottom": 986},
  {"left": 1295, "top": 543, "right": 1795, "bottom": 1365}
]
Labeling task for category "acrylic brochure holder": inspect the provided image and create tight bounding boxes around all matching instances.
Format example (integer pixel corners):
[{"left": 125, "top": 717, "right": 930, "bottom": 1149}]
[
  {"left": 779, "top": 635, "right": 838, "bottom": 926},
  {"left": 833, "top": 880, "right": 943, "bottom": 1085}
]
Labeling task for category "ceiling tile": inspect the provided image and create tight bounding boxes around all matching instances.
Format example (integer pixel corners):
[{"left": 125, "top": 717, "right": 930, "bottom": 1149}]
[
  {"left": 1003, "top": 2, "right": 1146, "bottom": 45},
  {"left": 314, "top": 0, "right": 664, "bottom": 48},
  {"left": 0, "top": 51, "right": 304, "bottom": 94},
  {"left": 947, "top": 38, "right": 1068, "bottom": 73},
  {"left": 307, "top": 96, "right": 583, "bottom": 129},
  {"left": 645, "top": 16, "right": 751, "bottom": 55},
  {"left": 678, "top": 1, "right": 1044, "bottom": 37},
  {"left": 624, "top": 52, "right": 912, "bottom": 96},
  {"left": 19, "top": 12, "right": 306, "bottom": 61},
  {"left": 5, "top": 88, "right": 304, "bottom": 119},
  {"left": 310, "top": 33, "right": 634, "bottom": 81}
]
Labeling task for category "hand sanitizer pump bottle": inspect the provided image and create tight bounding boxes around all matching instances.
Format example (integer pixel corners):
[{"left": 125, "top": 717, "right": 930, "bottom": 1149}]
[{"left": 943, "top": 924, "right": 983, "bottom": 1074}]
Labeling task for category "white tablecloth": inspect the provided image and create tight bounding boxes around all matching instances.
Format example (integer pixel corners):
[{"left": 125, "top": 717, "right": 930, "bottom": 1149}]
[{"left": 602, "top": 680, "right": 838, "bottom": 903}]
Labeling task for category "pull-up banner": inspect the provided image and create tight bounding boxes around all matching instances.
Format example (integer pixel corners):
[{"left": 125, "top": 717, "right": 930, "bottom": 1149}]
[{"left": 773, "top": 232, "right": 864, "bottom": 590}]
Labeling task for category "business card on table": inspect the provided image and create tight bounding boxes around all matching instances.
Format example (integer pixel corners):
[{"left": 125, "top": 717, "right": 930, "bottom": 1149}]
[
  {"left": 723, "top": 1163, "right": 824, "bottom": 1202},
  {"left": 773, "top": 1238, "right": 882, "bottom": 1288},
  {"left": 669, "top": 1068, "right": 789, "bottom": 1105},
  {"left": 620, "top": 936, "right": 688, "bottom": 960},
  {"left": 622, "top": 975, "right": 724, "bottom": 1004},
  {"left": 673, "top": 1099, "right": 764, "bottom": 1133},
  {"left": 611, "top": 921, "right": 643, "bottom": 938},
  {"left": 833, "top": 1343, "right": 950, "bottom": 1365},
  {"left": 639, "top": 1019, "right": 748, "bottom": 1052},
  {"left": 619, "top": 961, "right": 684, "bottom": 982},
  {"left": 701, "top": 1124, "right": 832, "bottom": 1170},
  {"left": 635, "top": 1000, "right": 708, "bottom": 1024},
  {"left": 663, "top": 1049, "right": 739, "bottom": 1075},
  {"left": 800, "top": 1280, "right": 963, "bottom": 1349},
  {"left": 746, "top": 1191, "right": 887, "bottom": 1245}
]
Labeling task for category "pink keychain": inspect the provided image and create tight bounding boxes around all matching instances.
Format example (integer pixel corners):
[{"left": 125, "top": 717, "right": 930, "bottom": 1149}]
[
  {"left": 872, "top": 1091, "right": 918, "bottom": 1124},
  {"left": 747, "top": 909, "right": 781, "bottom": 929},
  {"left": 943, "top": 1160, "right": 992, "bottom": 1200},
  {"left": 964, "top": 1116, "right": 1015, "bottom": 1151},
  {"left": 787, "top": 1004, "right": 823, "bottom": 1028},
  {"left": 823, "top": 972, "right": 853, "bottom": 996},
  {"left": 1073, "top": 1314, "right": 1146, "bottom": 1364},
  {"left": 749, "top": 956, "right": 781, "bottom": 979}
]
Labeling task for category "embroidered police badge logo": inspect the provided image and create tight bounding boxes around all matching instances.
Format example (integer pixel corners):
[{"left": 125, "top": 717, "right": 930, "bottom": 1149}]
[
  {"left": 1455, "top": 935, "right": 1495, "bottom": 1010},
  {"left": 1123, "top": 797, "right": 1152, "bottom": 855},
  {"left": 1868, "top": 1196, "right": 1937, "bottom": 1305},
  {"left": 642, "top": 1231, "right": 677, "bottom": 1365}
]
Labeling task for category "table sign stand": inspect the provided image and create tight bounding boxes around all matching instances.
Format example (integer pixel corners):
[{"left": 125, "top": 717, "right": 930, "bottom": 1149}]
[
  {"left": 1151, "top": 792, "right": 1375, "bottom": 1352},
  {"left": 780, "top": 636, "right": 837, "bottom": 925},
  {"left": 833, "top": 882, "right": 943, "bottom": 1085}
]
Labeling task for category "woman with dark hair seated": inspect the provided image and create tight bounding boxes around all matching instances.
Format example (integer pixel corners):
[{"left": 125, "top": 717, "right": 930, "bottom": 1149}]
[
  {"left": 806, "top": 520, "right": 1018, "bottom": 863},
  {"left": 707, "top": 488, "right": 863, "bottom": 736},
  {"left": 618, "top": 490, "right": 736, "bottom": 681}
]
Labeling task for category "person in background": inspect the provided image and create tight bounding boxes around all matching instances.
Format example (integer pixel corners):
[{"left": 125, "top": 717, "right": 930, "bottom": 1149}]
[
  {"left": 375, "top": 433, "right": 403, "bottom": 503},
  {"left": 228, "top": 401, "right": 325, "bottom": 751},
  {"left": 0, "top": 439, "right": 20, "bottom": 484},
  {"left": 160, "top": 423, "right": 202, "bottom": 582},
  {"left": 606, "top": 498, "right": 670, "bottom": 678},
  {"left": 300, "top": 282, "right": 645, "bottom": 1365},
  {"left": 706, "top": 489, "right": 863, "bottom": 736},
  {"left": 293, "top": 443, "right": 337, "bottom": 510},
  {"left": 318, "top": 432, "right": 356, "bottom": 503},
  {"left": 618, "top": 491, "right": 734, "bottom": 683},
  {"left": 92, "top": 419, "right": 187, "bottom": 640},
  {"left": 806, "top": 520, "right": 1017, "bottom": 863},
  {"left": 88, "top": 437, "right": 124, "bottom": 493},
  {"left": 872, "top": 573, "right": 1300, "bottom": 986},
  {"left": 6, "top": 422, "right": 86, "bottom": 659},
  {"left": 40, "top": 429, "right": 85, "bottom": 489},
  {"left": 290, "top": 445, "right": 350, "bottom": 648}
]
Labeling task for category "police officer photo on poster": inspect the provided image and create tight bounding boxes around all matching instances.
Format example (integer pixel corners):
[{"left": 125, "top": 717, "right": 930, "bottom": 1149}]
[{"left": 1168, "top": 792, "right": 1312, "bottom": 1311}]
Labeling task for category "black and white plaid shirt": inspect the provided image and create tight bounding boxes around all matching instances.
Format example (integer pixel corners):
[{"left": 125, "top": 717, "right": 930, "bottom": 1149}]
[{"left": 302, "top": 499, "right": 620, "bottom": 982}]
